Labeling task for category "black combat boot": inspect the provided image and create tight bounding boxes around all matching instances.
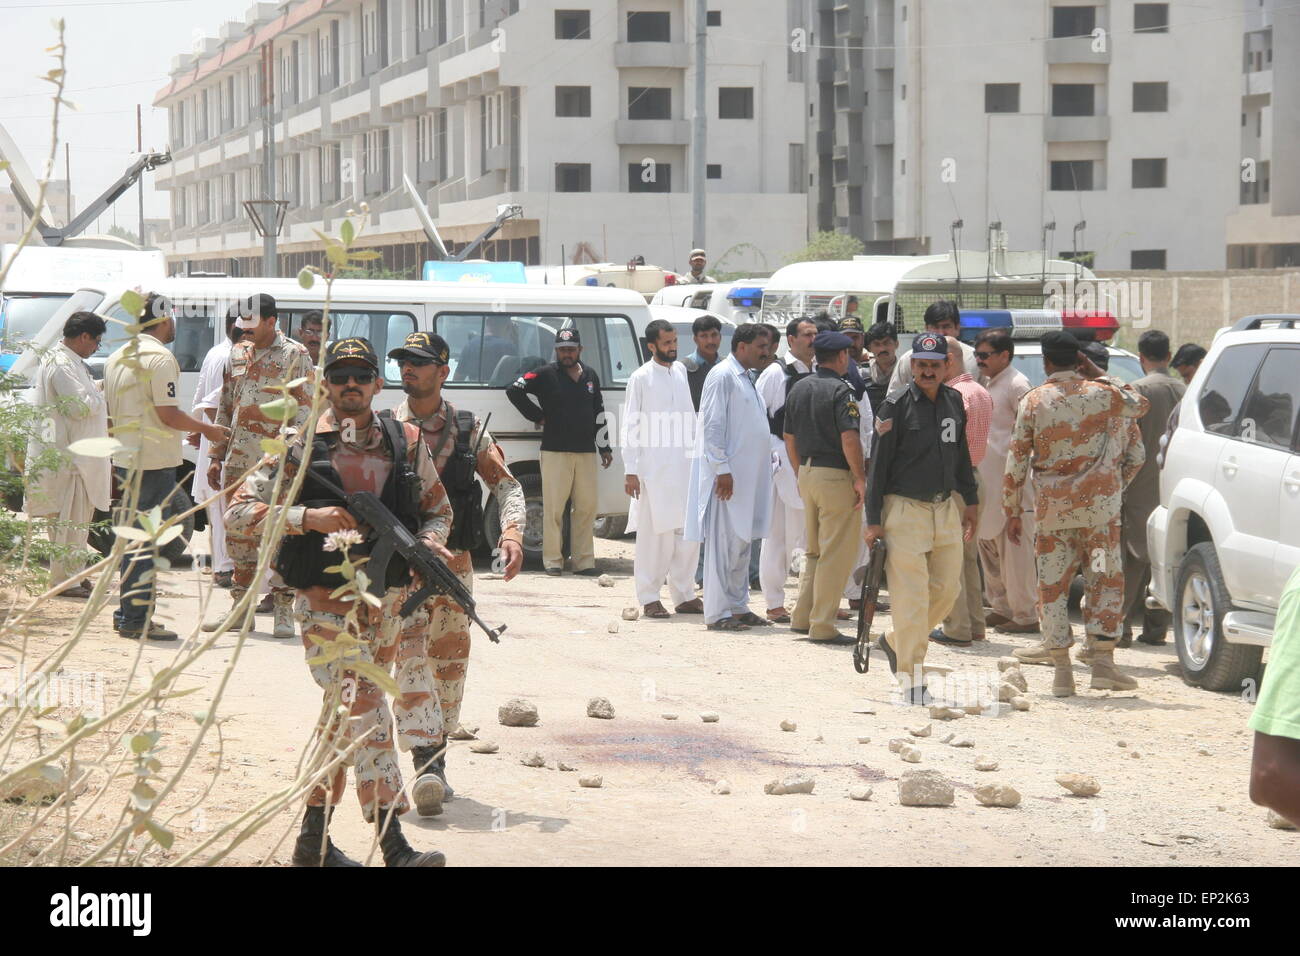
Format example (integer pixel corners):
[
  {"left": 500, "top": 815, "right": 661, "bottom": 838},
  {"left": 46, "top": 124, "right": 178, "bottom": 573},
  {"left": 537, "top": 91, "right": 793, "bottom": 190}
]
[
  {"left": 291, "top": 805, "right": 363, "bottom": 867},
  {"left": 376, "top": 810, "right": 446, "bottom": 867}
]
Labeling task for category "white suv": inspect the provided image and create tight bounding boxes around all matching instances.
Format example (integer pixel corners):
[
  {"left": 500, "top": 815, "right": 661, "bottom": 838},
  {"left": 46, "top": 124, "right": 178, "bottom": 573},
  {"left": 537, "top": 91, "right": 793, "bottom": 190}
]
[{"left": 1147, "top": 315, "right": 1300, "bottom": 691}]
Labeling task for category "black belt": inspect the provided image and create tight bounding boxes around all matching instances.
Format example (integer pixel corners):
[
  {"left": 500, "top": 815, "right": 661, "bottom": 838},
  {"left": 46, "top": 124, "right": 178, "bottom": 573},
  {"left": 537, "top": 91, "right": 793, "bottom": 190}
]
[
  {"left": 802, "top": 456, "right": 850, "bottom": 470},
  {"left": 897, "top": 490, "right": 951, "bottom": 504}
]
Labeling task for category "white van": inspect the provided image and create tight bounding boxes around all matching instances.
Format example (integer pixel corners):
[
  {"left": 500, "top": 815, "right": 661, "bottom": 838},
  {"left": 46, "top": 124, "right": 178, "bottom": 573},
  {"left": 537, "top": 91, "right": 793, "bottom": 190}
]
[
  {"left": 525, "top": 262, "right": 680, "bottom": 301},
  {"left": 649, "top": 279, "right": 768, "bottom": 325},
  {"left": 45, "top": 277, "right": 658, "bottom": 562}
]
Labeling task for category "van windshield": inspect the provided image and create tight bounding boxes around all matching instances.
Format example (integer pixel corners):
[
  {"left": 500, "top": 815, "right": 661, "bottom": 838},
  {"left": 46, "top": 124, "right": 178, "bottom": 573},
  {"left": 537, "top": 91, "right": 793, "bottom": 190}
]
[
  {"left": 435, "top": 312, "right": 636, "bottom": 387},
  {"left": 0, "top": 294, "right": 73, "bottom": 351}
]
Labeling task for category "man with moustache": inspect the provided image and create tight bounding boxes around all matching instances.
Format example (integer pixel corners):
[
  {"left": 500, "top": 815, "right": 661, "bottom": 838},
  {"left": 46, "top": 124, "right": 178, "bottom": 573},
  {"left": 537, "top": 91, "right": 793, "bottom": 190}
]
[{"left": 389, "top": 331, "right": 525, "bottom": 810}]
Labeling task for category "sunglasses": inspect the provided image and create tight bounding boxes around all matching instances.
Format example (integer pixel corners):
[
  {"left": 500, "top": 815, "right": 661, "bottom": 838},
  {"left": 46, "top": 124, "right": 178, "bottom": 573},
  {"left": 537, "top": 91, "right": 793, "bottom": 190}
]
[
  {"left": 397, "top": 356, "right": 435, "bottom": 368},
  {"left": 326, "top": 370, "right": 377, "bottom": 386},
  {"left": 974, "top": 350, "right": 999, "bottom": 360}
]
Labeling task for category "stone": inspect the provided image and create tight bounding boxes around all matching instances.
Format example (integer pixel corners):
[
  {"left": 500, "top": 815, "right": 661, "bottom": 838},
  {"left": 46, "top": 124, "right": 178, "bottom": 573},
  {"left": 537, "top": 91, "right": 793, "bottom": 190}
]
[
  {"left": 929, "top": 706, "right": 965, "bottom": 720},
  {"left": 597, "top": 574, "right": 615, "bottom": 588},
  {"left": 1000, "top": 668, "right": 1029, "bottom": 693},
  {"left": 898, "top": 769, "right": 955, "bottom": 807},
  {"left": 520, "top": 751, "right": 546, "bottom": 768},
  {"left": 908, "top": 723, "right": 932, "bottom": 738},
  {"left": 940, "top": 733, "right": 956, "bottom": 744},
  {"left": 1266, "top": 810, "right": 1298, "bottom": 830},
  {"left": 814, "top": 734, "right": 824, "bottom": 743},
  {"left": 498, "top": 698, "right": 539, "bottom": 727},
  {"left": 448, "top": 724, "right": 479, "bottom": 741},
  {"left": 606, "top": 622, "right": 620, "bottom": 634},
  {"left": 950, "top": 737, "right": 975, "bottom": 748},
  {"left": 849, "top": 786, "right": 873, "bottom": 801},
  {"left": 856, "top": 737, "right": 872, "bottom": 744},
  {"left": 974, "top": 784, "right": 1021, "bottom": 808},
  {"left": 700, "top": 711, "right": 720, "bottom": 723},
  {"left": 780, "top": 719, "right": 798, "bottom": 732},
  {"left": 1198, "top": 748, "right": 1211, "bottom": 756},
  {"left": 974, "top": 755, "right": 999, "bottom": 772},
  {"left": 764, "top": 774, "right": 816, "bottom": 795},
  {"left": 468, "top": 740, "right": 499, "bottom": 754},
  {"left": 711, "top": 779, "right": 731, "bottom": 795},
  {"left": 997, "top": 657, "right": 1020, "bottom": 672},
  {"left": 1010, "top": 696, "right": 1031, "bottom": 711},
  {"left": 661, "top": 713, "right": 679, "bottom": 720},
  {"left": 587, "top": 697, "right": 616, "bottom": 719},
  {"left": 557, "top": 760, "right": 578, "bottom": 772},
  {"left": 1117, "top": 740, "right": 1128, "bottom": 748},
  {"left": 621, "top": 607, "right": 640, "bottom": 621},
  {"left": 888, "top": 737, "right": 907, "bottom": 753},
  {"left": 1056, "top": 773, "right": 1101, "bottom": 796},
  {"left": 899, "top": 745, "right": 923, "bottom": 763},
  {"left": 998, "top": 682, "right": 1021, "bottom": 703},
  {"left": 1131, "top": 751, "right": 1141, "bottom": 759},
  {"left": 579, "top": 775, "right": 603, "bottom": 788}
]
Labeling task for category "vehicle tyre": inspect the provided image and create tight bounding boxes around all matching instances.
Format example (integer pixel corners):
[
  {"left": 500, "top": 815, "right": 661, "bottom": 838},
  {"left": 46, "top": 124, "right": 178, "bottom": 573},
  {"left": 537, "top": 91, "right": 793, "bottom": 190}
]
[
  {"left": 594, "top": 514, "right": 628, "bottom": 539},
  {"left": 1173, "top": 542, "right": 1263, "bottom": 692}
]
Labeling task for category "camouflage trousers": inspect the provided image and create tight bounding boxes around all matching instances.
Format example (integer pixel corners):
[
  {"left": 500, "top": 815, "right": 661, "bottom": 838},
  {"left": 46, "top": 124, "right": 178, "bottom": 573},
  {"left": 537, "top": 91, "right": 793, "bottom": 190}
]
[
  {"left": 392, "top": 560, "right": 474, "bottom": 745},
  {"left": 299, "top": 586, "right": 443, "bottom": 821},
  {"left": 1035, "top": 520, "right": 1124, "bottom": 649},
  {"left": 222, "top": 442, "right": 292, "bottom": 595}
]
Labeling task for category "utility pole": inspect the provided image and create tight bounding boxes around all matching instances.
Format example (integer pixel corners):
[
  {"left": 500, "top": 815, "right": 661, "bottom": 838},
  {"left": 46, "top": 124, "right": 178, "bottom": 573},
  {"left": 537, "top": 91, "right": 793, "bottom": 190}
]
[
  {"left": 691, "top": 0, "right": 707, "bottom": 254},
  {"left": 261, "top": 42, "right": 277, "bottom": 277},
  {"left": 137, "top": 104, "right": 145, "bottom": 247}
]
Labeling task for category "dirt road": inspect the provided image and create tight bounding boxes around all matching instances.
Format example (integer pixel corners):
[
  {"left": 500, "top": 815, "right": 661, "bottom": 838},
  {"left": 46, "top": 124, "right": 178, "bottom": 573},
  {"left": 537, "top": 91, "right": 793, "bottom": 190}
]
[{"left": 7, "top": 533, "right": 1293, "bottom": 866}]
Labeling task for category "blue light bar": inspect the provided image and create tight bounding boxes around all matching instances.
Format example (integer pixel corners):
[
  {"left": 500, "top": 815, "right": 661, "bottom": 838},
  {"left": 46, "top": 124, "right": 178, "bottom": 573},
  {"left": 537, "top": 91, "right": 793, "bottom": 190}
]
[
  {"left": 959, "top": 308, "right": 1065, "bottom": 342},
  {"left": 584, "top": 276, "right": 598, "bottom": 286},
  {"left": 727, "top": 285, "right": 765, "bottom": 304}
]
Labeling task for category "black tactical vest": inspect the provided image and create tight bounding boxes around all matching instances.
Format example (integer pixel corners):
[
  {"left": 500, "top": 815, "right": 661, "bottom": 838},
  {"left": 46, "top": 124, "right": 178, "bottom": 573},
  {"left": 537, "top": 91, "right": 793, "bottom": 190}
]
[{"left": 437, "top": 402, "right": 486, "bottom": 553}]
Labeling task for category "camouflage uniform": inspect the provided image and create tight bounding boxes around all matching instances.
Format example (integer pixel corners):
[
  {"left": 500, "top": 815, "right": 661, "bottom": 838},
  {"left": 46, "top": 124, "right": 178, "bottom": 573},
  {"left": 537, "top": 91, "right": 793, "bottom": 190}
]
[
  {"left": 211, "top": 331, "right": 315, "bottom": 595},
  {"left": 392, "top": 397, "right": 525, "bottom": 742},
  {"left": 1003, "top": 371, "right": 1148, "bottom": 648},
  {"left": 226, "top": 408, "right": 452, "bottom": 821}
]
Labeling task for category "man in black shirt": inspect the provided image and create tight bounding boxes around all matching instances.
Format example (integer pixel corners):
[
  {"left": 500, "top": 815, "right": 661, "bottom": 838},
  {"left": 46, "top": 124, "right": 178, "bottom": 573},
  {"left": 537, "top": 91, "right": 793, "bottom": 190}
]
[
  {"left": 682, "top": 313, "right": 723, "bottom": 411},
  {"left": 865, "top": 332, "right": 978, "bottom": 704},
  {"left": 506, "top": 326, "right": 613, "bottom": 576}
]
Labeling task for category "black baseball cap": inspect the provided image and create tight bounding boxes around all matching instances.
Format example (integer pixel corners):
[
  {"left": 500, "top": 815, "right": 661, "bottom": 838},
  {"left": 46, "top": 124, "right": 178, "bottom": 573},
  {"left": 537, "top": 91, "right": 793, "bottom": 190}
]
[
  {"left": 1041, "top": 330, "right": 1082, "bottom": 364},
  {"left": 814, "top": 330, "right": 854, "bottom": 351},
  {"left": 388, "top": 331, "right": 450, "bottom": 365},
  {"left": 911, "top": 331, "right": 948, "bottom": 360},
  {"left": 555, "top": 327, "right": 581, "bottom": 348},
  {"left": 324, "top": 337, "right": 380, "bottom": 371},
  {"left": 838, "top": 315, "right": 865, "bottom": 334}
]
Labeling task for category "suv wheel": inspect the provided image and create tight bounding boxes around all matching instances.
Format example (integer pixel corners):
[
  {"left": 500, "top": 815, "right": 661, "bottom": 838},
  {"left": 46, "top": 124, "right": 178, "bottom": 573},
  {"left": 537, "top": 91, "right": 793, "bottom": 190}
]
[
  {"left": 1173, "top": 542, "right": 1263, "bottom": 691},
  {"left": 512, "top": 472, "right": 568, "bottom": 567}
]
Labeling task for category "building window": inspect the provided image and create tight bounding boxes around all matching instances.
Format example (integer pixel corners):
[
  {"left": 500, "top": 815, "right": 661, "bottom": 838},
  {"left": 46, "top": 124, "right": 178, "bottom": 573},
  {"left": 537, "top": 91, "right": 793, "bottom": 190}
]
[
  {"left": 627, "top": 11, "right": 670, "bottom": 42},
  {"left": 320, "top": 143, "right": 341, "bottom": 203},
  {"left": 1051, "top": 83, "right": 1095, "bottom": 116},
  {"left": 555, "top": 9, "right": 590, "bottom": 39},
  {"left": 1132, "top": 81, "right": 1168, "bottom": 112},
  {"left": 788, "top": 143, "right": 804, "bottom": 194},
  {"left": 1132, "top": 158, "right": 1167, "bottom": 188},
  {"left": 706, "top": 164, "right": 722, "bottom": 179},
  {"left": 1050, "top": 160, "right": 1094, "bottom": 190},
  {"left": 416, "top": 113, "right": 444, "bottom": 184},
  {"left": 718, "top": 87, "right": 754, "bottom": 119},
  {"left": 628, "top": 87, "right": 671, "bottom": 120},
  {"left": 416, "top": 0, "right": 445, "bottom": 51},
  {"left": 1134, "top": 3, "right": 1169, "bottom": 33},
  {"left": 555, "top": 163, "right": 591, "bottom": 192},
  {"left": 1052, "top": 5, "right": 1096, "bottom": 38},
  {"left": 1240, "top": 159, "right": 1270, "bottom": 204},
  {"left": 555, "top": 86, "right": 591, "bottom": 117},
  {"left": 1130, "top": 249, "right": 1166, "bottom": 269},
  {"left": 362, "top": 0, "right": 389, "bottom": 76},
  {"left": 706, "top": 10, "right": 721, "bottom": 27},
  {"left": 173, "top": 188, "right": 187, "bottom": 227},
  {"left": 364, "top": 128, "right": 390, "bottom": 195},
  {"left": 984, "top": 83, "right": 1020, "bottom": 113},
  {"left": 628, "top": 162, "right": 671, "bottom": 192},
  {"left": 319, "top": 21, "right": 340, "bottom": 91}
]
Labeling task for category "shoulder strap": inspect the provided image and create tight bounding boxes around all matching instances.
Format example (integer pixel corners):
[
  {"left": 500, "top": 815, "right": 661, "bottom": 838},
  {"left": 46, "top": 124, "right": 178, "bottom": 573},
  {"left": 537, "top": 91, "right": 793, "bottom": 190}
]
[
  {"left": 425, "top": 401, "right": 457, "bottom": 463},
  {"left": 455, "top": 408, "right": 477, "bottom": 453},
  {"left": 377, "top": 409, "right": 408, "bottom": 464}
]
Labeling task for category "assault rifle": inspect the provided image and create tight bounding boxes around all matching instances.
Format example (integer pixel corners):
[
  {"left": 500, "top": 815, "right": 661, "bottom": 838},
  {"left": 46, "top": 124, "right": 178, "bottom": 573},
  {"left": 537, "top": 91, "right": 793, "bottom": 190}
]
[
  {"left": 852, "top": 539, "right": 887, "bottom": 674},
  {"left": 306, "top": 468, "right": 506, "bottom": 643}
]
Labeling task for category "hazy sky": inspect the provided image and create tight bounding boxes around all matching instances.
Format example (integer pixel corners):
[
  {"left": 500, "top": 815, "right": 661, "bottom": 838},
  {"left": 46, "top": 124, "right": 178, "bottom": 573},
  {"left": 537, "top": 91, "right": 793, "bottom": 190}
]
[{"left": 1, "top": 0, "right": 250, "bottom": 235}]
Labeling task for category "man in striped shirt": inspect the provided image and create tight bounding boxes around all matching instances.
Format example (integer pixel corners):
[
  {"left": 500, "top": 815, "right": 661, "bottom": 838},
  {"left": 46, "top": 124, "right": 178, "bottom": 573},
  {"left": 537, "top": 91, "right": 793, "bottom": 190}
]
[{"left": 930, "top": 336, "right": 993, "bottom": 647}]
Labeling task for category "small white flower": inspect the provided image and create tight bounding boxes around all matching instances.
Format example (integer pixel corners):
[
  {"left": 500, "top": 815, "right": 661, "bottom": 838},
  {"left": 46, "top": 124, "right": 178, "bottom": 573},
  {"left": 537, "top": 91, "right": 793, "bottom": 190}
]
[{"left": 323, "top": 529, "right": 364, "bottom": 552}]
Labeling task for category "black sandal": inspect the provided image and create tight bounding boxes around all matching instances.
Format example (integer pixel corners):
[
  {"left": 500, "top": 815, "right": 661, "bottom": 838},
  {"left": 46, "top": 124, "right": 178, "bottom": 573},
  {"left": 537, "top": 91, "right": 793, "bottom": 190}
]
[{"left": 707, "top": 617, "right": 750, "bottom": 632}]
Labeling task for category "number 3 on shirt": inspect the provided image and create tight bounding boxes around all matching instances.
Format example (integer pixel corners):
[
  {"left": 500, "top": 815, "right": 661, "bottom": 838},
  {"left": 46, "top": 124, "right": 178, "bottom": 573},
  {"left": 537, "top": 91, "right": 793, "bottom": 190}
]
[{"left": 167, "top": 381, "right": 176, "bottom": 398}]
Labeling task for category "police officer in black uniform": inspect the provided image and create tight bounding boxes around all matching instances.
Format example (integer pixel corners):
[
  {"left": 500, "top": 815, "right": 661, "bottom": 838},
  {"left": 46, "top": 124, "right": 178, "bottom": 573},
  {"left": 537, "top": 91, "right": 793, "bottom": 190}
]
[{"left": 782, "top": 331, "right": 867, "bottom": 643}]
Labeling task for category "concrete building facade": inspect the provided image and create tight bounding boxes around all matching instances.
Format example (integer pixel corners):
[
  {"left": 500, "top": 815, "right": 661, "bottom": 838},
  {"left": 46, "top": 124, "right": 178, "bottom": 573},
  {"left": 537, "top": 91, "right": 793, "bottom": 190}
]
[
  {"left": 153, "top": 0, "right": 807, "bottom": 278},
  {"left": 0, "top": 182, "right": 76, "bottom": 245}
]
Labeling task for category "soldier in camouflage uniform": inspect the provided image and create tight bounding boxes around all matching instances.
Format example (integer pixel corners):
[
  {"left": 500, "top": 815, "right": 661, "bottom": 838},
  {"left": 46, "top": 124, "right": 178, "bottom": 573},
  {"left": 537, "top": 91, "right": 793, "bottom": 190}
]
[
  {"left": 1003, "top": 331, "right": 1148, "bottom": 697},
  {"left": 387, "top": 332, "right": 526, "bottom": 813},
  {"left": 206, "top": 293, "right": 314, "bottom": 638},
  {"left": 226, "top": 338, "right": 452, "bottom": 867}
]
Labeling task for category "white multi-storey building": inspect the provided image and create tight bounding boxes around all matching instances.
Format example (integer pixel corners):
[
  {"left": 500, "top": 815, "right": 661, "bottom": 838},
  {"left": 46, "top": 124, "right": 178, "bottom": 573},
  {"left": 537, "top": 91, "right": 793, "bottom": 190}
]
[
  {"left": 804, "top": 0, "right": 1298, "bottom": 271},
  {"left": 153, "top": 0, "right": 807, "bottom": 278}
]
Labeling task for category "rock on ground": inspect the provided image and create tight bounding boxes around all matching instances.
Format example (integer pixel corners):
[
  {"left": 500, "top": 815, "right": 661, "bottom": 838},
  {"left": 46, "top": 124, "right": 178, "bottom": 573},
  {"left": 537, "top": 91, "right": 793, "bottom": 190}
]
[
  {"left": 520, "top": 751, "right": 547, "bottom": 768},
  {"left": 1010, "top": 696, "right": 1031, "bottom": 711},
  {"left": 929, "top": 706, "right": 965, "bottom": 721},
  {"left": 975, "top": 755, "right": 999, "bottom": 772},
  {"left": 780, "top": 719, "right": 797, "bottom": 732},
  {"left": 700, "top": 711, "right": 720, "bottom": 723},
  {"left": 899, "top": 745, "right": 923, "bottom": 763},
  {"left": 606, "top": 621, "right": 620, "bottom": 633},
  {"left": 888, "top": 738, "right": 907, "bottom": 753},
  {"left": 1057, "top": 773, "right": 1101, "bottom": 796},
  {"left": 898, "top": 769, "right": 955, "bottom": 807},
  {"left": 557, "top": 760, "right": 578, "bottom": 772},
  {"left": 1266, "top": 809, "right": 1298, "bottom": 830},
  {"left": 712, "top": 779, "right": 731, "bottom": 795},
  {"left": 950, "top": 737, "right": 975, "bottom": 748},
  {"left": 1001, "top": 668, "right": 1029, "bottom": 693},
  {"left": 856, "top": 736, "right": 871, "bottom": 744},
  {"left": 587, "top": 696, "right": 616, "bottom": 719},
  {"left": 661, "top": 713, "right": 679, "bottom": 720},
  {"left": 940, "top": 733, "right": 956, "bottom": 744},
  {"left": 468, "top": 741, "right": 499, "bottom": 754},
  {"left": 498, "top": 698, "right": 539, "bottom": 727},
  {"left": 997, "top": 657, "right": 1020, "bottom": 672},
  {"left": 909, "top": 723, "right": 932, "bottom": 738},
  {"left": 850, "top": 786, "right": 873, "bottom": 801},
  {"left": 974, "top": 784, "right": 1022, "bottom": 808},
  {"left": 579, "top": 775, "right": 603, "bottom": 788},
  {"left": 449, "top": 724, "right": 479, "bottom": 740},
  {"left": 597, "top": 574, "right": 615, "bottom": 588},
  {"left": 998, "top": 682, "right": 1023, "bottom": 703},
  {"left": 764, "top": 774, "right": 816, "bottom": 795},
  {"left": 621, "top": 607, "right": 640, "bottom": 621}
]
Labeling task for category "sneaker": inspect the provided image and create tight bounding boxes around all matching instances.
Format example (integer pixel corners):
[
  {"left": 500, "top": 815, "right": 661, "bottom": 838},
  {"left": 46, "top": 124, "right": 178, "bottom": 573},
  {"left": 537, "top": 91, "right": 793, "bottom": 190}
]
[{"left": 118, "top": 623, "right": 179, "bottom": 642}]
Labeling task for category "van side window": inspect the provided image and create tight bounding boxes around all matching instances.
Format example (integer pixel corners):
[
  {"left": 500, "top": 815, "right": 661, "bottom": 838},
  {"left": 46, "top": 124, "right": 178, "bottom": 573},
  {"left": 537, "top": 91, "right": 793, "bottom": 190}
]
[
  {"left": 1236, "top": 347, "right": 1300, "bottom": 449},
  {"left": 316, "top": 310, "right": 415, "bottom": 385},
  {"left": 604, "top": 316, "right": 639, "bottom": 385},
  {"left": 435, "top": 313, "right": 625, "bottom": 387},
  {"left": 1197, "top": 344, "right": 1268, "bottom": 436}
]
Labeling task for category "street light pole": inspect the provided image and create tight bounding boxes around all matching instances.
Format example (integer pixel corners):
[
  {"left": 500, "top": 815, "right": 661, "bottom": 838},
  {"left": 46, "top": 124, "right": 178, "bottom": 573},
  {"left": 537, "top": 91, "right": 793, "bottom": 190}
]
[
  {"left": 261, "top": 42, "right": 277, "bottom": 277},
  {"left": 691, "top": 0, "right": 707, "bottom": 254}
]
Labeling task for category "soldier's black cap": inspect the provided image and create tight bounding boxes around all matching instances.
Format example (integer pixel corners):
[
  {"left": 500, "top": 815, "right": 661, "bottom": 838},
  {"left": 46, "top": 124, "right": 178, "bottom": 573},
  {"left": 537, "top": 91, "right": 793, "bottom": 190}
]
[
  {"left": 837, "top": 315, "right": 865, "bottom": 334},
  {"left": 911, "top": 330, "right": 948, "bottom": 360},
  {"left": 1081, "top": 340, "right": 1110, "bottom": 371},
  {"left": 555, "top": 327, "right": 581, "bottom": 348},
  {"left": 324, "top": 337, "right": 380, "bottom": 371},
  {"left": 388, "top": 331, "right": 450, "bottom": 365},
  {"left": 1041, "top": 330, "right": 1082, "bottom": 364},
  {"left": 814, "top": 330, "right": 854, "bottom": 352}
]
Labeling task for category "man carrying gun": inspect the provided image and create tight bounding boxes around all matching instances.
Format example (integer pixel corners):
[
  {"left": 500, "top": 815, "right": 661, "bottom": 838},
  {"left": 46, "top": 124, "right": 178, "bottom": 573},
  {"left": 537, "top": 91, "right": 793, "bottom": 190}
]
[
  {"left": 226, "top": 337, "right": 453, "bottom": 868},
  {"left": 389, "top": 331, "right": 526, "bottom": 811}
]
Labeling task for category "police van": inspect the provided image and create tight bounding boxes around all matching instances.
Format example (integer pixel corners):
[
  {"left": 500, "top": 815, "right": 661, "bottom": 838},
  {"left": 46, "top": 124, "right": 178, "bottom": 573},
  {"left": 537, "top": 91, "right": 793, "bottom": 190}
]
[{"left": 24, "top": 277, "right": 664, "bottom": 563}]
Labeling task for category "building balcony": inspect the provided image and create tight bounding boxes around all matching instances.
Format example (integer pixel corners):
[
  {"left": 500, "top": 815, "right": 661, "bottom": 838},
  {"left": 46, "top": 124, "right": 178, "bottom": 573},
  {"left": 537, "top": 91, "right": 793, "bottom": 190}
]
[
  {"left": 872, "top": 48, "right": 894, "bottom": 71},
  {"left": 614, "top": 42, "right": 689, "bottom": 69},
  {"left": 1045, "top": 36, "right": 1111, "bottom": 65},
  {"left": 1245, "top": 69, "right": 1273, "bottom": 97},
  {"left": 614, "top": 119, "right": 691, "bottom": 146},
  {"left": 1045, "top": 114, "right": 1110, "bottom": 142}
]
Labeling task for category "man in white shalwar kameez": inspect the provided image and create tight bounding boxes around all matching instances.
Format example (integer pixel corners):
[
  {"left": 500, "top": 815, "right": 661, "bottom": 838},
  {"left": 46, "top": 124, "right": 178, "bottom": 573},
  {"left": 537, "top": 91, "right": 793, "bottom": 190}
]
[
  {"left": 191, "top": 313, "right": 241, "bottom": 583},
  {"left": 684, "top": 325, "right": 774, "bottom": 631},
  {"left": 622, "top": 320, "right": 700, "bottom": 618},
  {"left": 755, "top": 317, "right": 817, "bottom": 622},
  {"left": 24, "top": 311, "right": 111, "bottom": 597}
]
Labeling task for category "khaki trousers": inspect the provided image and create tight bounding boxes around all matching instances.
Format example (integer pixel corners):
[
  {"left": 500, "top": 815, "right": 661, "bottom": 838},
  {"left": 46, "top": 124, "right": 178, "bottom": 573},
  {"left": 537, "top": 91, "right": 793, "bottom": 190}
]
[
  {"left": 978, "top": 517, "right": 1040, "bottom": 627},
  {"left": 540, "top": 450, "right": 598, "bottom": 571},
  {"left": 882, "top": 494, "right": 964, "bottom": 689},
  {"left": 792, "top": 466, "right": 860, "bottom": 639},
  {"left": 941, "top": 484, "right": 984, "bottom": 641}
]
